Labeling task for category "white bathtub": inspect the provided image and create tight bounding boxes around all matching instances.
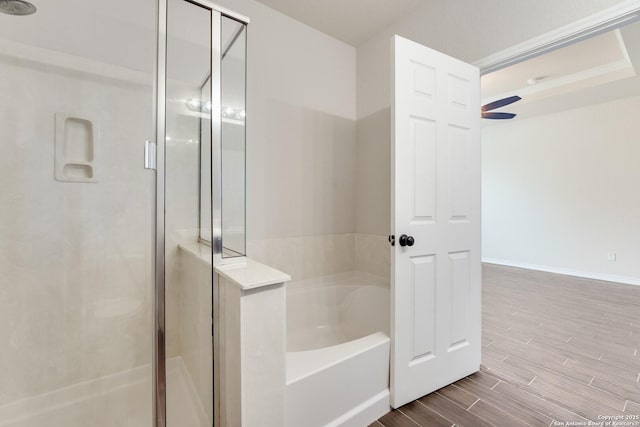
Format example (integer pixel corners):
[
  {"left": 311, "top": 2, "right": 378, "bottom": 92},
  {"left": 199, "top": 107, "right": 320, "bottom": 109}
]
[{"left": 286, "top": 274, "right": 391, "bottom": 427}]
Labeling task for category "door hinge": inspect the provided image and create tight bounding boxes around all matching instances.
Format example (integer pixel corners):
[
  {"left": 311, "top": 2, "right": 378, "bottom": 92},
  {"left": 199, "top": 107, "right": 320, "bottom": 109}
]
[
  {"left": 388, "top": 235, "right": 395, "bottom": 246},
  {"left": 144, "top": 140, "right": 157, "bottom": 170}
]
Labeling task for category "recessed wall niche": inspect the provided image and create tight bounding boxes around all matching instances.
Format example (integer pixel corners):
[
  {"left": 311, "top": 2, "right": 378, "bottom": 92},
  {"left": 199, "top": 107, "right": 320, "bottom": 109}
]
[{"left": 54, "top": 113, "right": 99, "bottom": 183}]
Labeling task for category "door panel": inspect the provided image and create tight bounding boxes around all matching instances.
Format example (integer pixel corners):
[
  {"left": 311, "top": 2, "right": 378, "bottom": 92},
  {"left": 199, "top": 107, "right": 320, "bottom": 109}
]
[
  {"left": 411, "top": 118, "right": 437, "bottom": 220},
  {"left": 410, "top": 254, "right": 436, "bottom": 362},
  {"left": 449, "top": 250, "right": 471, "bottom": 348},
  {"left": 391, "top": 35, "right": 481, "bottom": 408}
]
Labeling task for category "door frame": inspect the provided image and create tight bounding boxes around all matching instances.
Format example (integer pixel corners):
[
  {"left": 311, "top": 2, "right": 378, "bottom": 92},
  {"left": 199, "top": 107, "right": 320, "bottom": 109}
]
[
  {"left": 474, "top": 0, "right": 640, "bottom": 75},
  {"left": 464, "top": 0, "right": 640, "bottom": 415},
  {"left": 473, "top": 0, "right": 640, "bottom": 284}
]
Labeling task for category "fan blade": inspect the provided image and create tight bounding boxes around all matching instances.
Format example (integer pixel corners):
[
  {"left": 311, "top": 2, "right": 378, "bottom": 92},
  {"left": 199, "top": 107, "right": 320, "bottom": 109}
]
[
  {"left": 481, "top": 95, "right": 521, "bottom": 112},
  {"left": 482, "top": 113, "right": 516, "bottom": 120},
  {"left": 482, "top": 112, "right": 516, "bottom": 120}
]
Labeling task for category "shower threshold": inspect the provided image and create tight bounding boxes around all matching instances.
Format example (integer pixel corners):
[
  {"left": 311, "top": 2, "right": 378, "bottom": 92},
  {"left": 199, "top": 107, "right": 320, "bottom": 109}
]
[{"left": 0, "top": 358, "right": 207, "bottom": 427}]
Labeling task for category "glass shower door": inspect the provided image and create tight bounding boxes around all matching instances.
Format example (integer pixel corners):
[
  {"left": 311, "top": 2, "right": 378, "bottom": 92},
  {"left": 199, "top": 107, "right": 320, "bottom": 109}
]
[
  {"left": 0, "top": 1, "right": 156, "bottom": 426},
  {"left": 163, "top": 0, "right": 215, "bottom": 426},
  {"left": 161, "top": 2, "right": 248, "bottom": 426}
]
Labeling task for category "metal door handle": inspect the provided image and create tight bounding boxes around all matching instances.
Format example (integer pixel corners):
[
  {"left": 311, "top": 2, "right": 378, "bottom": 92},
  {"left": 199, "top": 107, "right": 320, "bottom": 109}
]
[{"left": 399, "top": 234, "right": 415, "bottom": 247}]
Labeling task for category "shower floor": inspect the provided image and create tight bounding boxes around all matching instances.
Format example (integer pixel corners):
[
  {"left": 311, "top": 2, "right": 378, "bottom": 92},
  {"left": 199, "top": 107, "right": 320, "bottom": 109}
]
[{"left": 0, "top": 358, "right": 209, "bottom": 427}]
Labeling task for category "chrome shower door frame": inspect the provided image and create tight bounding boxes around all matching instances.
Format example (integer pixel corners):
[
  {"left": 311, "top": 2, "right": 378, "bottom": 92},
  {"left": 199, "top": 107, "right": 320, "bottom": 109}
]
[
  {"left": 152, "top": 1, "right": 248, "bottom": 426},
  {"left": 152, "top": 0, "right": 167, "bottom": 425}
]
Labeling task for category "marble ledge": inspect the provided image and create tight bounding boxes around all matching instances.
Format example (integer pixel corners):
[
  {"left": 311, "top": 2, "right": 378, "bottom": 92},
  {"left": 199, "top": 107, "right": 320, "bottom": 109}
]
[
  {"left": 179, "top": 242, "right": 291, "bottom": 291},
  {"left": 179, "top": 242, "right": 213, "bottom": 266}
]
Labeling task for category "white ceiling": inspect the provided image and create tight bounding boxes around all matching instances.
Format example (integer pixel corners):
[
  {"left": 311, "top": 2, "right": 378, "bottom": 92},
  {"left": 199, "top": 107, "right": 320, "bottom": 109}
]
[
  {"left": 482, "top": 30, "right": 631, "bottom": 101},
  {"left": 481, "top": 21, "right": 640, "bottom": 125},
  {"left": 251, "top": 0, "right": 640, "bottom": 121},
  {"left": 5, "top": 0, "right": 639, "bottom": 122},
  {"left": 253, "top": 0, "right": 423, "bottom": 46}
]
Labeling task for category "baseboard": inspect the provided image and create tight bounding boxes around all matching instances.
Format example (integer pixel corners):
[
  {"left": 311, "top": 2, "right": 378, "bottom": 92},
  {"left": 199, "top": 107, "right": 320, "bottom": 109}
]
[{"left": 482, "top": 258, "right": 640, "bottom": 287}]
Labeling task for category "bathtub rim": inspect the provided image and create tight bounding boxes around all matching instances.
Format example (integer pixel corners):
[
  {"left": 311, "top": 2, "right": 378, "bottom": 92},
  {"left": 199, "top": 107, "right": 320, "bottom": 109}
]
[{"left": 286, "top": 331, "right": 390, "bottom": 384}]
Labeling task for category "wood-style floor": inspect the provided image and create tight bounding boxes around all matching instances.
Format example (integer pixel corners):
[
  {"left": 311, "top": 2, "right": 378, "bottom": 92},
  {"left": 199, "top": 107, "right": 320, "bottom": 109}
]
[{"left": 373, "top": 263, "right": 640, "bottom": 427}]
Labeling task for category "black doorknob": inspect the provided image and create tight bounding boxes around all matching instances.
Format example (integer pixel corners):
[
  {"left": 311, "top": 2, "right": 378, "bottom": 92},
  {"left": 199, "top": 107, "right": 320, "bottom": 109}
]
[{"left": 399, "top": 234, "right": 415, "bottom": 247}]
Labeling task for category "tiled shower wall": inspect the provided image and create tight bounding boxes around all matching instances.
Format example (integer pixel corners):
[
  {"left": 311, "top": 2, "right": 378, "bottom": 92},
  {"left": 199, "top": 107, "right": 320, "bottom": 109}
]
[
  {"left": 0, "top": 59, "right": 153, "bottom": 406},
  {"left": 247, "top": 234, "right": 356, "bottom": 281},
  {"left": 354, "top": 107, "right": 392, "bottom": 282},
  {"left": 242, "top": 102, "right": 392, "bottom": 283},
  {"left": 247, "top": 233, "right": 390, "bottom": 283}
]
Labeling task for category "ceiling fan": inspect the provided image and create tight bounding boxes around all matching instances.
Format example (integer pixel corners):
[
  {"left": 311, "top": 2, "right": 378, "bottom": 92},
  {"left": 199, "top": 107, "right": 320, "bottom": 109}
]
[{"left": 481, "top": 95, "right": 521, "bottom": 120}]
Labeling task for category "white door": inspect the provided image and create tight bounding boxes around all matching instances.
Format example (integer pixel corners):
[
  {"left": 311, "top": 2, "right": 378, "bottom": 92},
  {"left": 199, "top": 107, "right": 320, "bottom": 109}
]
[{"left": 390, "top": 35, "right": 481, "bottom": 408}]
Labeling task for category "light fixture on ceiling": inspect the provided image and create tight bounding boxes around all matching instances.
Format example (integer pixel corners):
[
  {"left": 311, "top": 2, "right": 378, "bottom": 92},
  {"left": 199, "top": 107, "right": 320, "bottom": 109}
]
[
  {"left": 0, "top": 0, "right": 37, "bottom": 16},
  {"left": 527, "top": 76, "right": 548, "bottom": 86}
]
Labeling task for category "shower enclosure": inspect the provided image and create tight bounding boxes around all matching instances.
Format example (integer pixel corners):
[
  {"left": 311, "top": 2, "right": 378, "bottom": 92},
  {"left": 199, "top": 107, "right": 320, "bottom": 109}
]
[{"left": 0, "top": 0, "right": 247, "bottom": 425}]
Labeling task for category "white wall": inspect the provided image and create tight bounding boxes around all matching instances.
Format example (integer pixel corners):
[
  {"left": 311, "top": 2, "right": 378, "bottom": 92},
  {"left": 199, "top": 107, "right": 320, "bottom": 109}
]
[
  {"left": 482, "top": 95, "right": 640, "bottom": 284},
  {"left": 0, "top": 0, "right": 155, "bottom": 74},
  {"left": 214, "top": 0, "right": 359, "bottom": 280}
]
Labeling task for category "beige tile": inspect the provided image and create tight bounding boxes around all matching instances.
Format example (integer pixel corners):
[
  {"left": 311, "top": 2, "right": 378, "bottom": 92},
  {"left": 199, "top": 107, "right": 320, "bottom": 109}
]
[
  {"left": 0, "top": 61, "right": 154, "bottom": 405},
  {"left": 356, "top": 233, "right": 390, "bottom": 281},
  {"left": 179, "top": 248, "right": 214, "bottom": 423},
  {"left": 248, "top": 233, "right": 356, "bottom": 282}
]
